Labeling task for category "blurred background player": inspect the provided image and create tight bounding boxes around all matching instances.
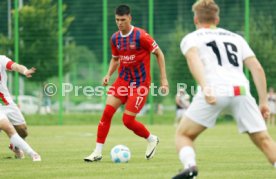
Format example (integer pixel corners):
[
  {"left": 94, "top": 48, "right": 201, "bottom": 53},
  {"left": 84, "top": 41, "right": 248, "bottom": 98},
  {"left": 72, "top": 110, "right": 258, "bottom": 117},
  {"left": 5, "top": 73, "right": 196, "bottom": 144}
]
[
  {"left": 0, "top": 55, "right": 36, "bottom": 159},
  {"left": 173, "top": 0, "right": 276, "bottom": 178},
  {"left": 84, "top": 4, "right": 168, "bottom": 162},
  {"left": 40, "top": 82, "right": 52, "bottom": 114},
  {"left": 175, "top": 88, "right": 190, "bottom": 126},
  {"left": 0, "top": 112, "right": 41, "bottom": 161},
  {"left": 267, "top": 87, "right": 276, "bottom": 126}
]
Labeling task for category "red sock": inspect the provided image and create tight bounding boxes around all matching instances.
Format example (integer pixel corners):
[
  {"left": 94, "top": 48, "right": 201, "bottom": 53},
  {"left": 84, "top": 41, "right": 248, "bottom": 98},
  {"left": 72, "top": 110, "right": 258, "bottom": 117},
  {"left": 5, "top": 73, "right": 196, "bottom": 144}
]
[
  {"left": 122, "top": 113, "right": 150, "bottom": 138},
  {"left": 96, "top": 105, "right": 116, "bottom": 143}
]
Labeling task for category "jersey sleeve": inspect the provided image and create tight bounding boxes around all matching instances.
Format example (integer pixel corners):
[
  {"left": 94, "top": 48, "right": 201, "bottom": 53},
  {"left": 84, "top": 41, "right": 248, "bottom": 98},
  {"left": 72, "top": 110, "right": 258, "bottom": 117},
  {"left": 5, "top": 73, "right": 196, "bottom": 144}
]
[
  {"left": 140, "top": 32, "right": 159, "bottom": 53},
  {"left": 180, "top": 33, "right": 197, "bottom": 55},
  {"left": 239, "top": 36, "right": 255, "bottom": 61},
  {"left": 0, "top": 55, "right": 14, "bottom": 71},
  {"left": 110, "top": 34, "right": 119, "bottom": 58}
]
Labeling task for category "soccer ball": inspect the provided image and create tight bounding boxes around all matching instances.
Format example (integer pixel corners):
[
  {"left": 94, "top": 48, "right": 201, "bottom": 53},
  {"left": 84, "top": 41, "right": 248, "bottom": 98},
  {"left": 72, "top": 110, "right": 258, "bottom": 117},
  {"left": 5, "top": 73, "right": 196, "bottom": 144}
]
[{"left": 110, "top": 144, "right": 131, "bottom": 163}]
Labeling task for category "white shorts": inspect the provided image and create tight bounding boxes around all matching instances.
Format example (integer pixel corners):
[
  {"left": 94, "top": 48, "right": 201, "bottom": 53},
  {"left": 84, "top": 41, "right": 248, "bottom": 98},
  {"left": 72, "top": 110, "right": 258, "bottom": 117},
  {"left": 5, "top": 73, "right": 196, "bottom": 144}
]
[
  {"left": 185, "top": 93, "right": 267, "bottom": 133},
  {"left": 0, "top": 112, "right": 7, "bottom": 121},
  {"left": 0, "top": 104, "right": 26, "bottom": 125}
]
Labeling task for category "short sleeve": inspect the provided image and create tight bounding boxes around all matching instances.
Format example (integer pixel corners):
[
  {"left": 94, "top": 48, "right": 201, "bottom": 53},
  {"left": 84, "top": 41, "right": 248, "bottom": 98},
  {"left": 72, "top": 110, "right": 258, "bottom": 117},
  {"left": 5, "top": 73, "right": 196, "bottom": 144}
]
[
  {"left": 0, "top": 55, "right": 14, "bottom": 71},
  {"left": 110, "top": 34, "right": 119, "bottom": 58},
  {"left": 140, "top": 32, "right": 159, "bottom": 53},
  {"left": 180, "top": 33, "right": 197, "bottom": 55},
  {"left": 239, "top": 36, "right": 255, "bottom": 60}
]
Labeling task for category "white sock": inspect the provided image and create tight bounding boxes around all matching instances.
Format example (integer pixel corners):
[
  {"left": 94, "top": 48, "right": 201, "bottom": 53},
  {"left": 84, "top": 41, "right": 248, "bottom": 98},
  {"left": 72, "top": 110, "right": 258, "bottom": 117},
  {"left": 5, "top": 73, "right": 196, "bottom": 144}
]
[
  {"left": 274, "top": 162, "right": 276, "bottom": 168},
  {"left": 179, "top": 146, "right": 196, "bottom": 169},
  {"left": 95, "top": 143, "right": 103, "bottom": 153},
  {"left": 10, "top": 133, "right": 36, "bottom": 157},
  {"left": 147, "top": 134, "right": 157, "bottom": 142}
]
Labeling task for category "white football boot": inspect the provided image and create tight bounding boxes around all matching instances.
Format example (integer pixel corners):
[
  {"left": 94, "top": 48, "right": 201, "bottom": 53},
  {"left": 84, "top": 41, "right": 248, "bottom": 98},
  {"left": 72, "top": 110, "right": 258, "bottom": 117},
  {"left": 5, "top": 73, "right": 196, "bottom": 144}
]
[
  {"left": 84, "top": 151, "right": 102, "bottom": 162},
  {"left": 145, "top": 136, "right": 159, "bottom": 160}
]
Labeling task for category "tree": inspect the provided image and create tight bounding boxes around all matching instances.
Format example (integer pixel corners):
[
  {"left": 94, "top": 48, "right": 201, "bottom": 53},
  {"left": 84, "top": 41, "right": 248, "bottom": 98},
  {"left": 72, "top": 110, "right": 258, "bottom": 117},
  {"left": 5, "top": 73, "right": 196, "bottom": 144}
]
[
  {"left": 249, "top": 13, "right": 276, "bottom": 97},
  {"left": 165, "top": 23, "right": 196, "bottom": 99},
  {"left": 18, "top": 0, "right": 74, "bottom": 82}
]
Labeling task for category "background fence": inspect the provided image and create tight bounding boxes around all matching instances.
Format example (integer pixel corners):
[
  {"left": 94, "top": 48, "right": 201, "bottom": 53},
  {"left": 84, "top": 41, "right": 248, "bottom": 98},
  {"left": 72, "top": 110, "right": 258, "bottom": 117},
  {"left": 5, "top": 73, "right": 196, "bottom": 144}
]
[{"left": 0, "top": 0, "right": 275, "bottom": 123}]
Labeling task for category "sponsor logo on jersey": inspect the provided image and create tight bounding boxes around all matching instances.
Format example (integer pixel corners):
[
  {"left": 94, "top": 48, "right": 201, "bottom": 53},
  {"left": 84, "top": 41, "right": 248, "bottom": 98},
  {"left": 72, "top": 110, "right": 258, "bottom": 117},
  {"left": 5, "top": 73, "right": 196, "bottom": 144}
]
[
  {"left": 117, "top": 44, "right": 121, "bottom": 50},
  {"left": 129, "top": 42, "right": 136, "bottom": 49},
  {"left": 119, "top": 55, "right": 136, "bottom": 62}
]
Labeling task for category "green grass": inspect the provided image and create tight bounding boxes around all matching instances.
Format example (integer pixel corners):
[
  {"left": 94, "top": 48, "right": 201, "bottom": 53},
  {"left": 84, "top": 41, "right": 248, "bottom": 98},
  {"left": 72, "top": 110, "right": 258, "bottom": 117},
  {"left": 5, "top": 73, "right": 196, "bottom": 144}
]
[{"left": 0, "top": 124, "right": 276, "bottom": 179}]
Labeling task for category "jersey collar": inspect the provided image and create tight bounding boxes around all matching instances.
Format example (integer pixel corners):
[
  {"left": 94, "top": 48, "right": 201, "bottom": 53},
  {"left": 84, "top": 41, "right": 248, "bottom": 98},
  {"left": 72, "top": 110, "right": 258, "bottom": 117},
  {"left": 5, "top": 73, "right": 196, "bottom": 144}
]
[{"left": 120, "top": 26, "right": 134, "bottom": 37}]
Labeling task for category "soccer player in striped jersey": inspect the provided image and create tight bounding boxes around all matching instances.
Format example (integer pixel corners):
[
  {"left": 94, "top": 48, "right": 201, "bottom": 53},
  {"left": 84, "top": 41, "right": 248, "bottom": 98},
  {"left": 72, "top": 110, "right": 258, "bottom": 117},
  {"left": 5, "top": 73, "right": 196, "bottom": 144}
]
[
  {"left": 0, "top": 55, "right": 36, "bottom": 159},
  {"left": 173, "top": 0, "right": 276, "bottom": 178},
  {"left": 84, "top": 4, "right": 168, "bottom": 162}
]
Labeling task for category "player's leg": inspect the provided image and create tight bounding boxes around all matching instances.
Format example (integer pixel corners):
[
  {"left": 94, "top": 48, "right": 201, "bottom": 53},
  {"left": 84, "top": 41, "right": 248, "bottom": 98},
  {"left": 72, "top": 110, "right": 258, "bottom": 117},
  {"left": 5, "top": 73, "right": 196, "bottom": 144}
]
[
  {"left": 232, "top": 95, "right": 276, "bottom": 166},
  {"left": 84, "top": 95, "right": 124, "bottom": 162},
  {"left": 0, "top": 115, "right": 41, "bottom": 161},
  {"left": 172, "top": 117, "right": 206, "bottom": 179},
  {"left": 5, "top": 105, "right": 28, "bottom": 158},
  {"left": 249, "top": 131, "right": 276, "bottom": 166},
  {"left": 173, "top": 95, "right": 227, "bottom": 179},
  {"left": 14, "top": 124, "right": 28, "bottom": 139},
  {"left": 123, "top": 88, "right": 159, "bottom": 159},
  {"left": 5, "top": 105, "right": 28, "bottom": 138}
]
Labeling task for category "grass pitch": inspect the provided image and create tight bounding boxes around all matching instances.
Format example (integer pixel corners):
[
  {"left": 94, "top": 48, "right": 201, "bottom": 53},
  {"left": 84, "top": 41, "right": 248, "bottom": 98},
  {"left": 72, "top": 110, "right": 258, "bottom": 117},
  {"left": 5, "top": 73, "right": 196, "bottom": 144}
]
[{"left": 0, "top": 123, "right": 275, "bottom": 179}]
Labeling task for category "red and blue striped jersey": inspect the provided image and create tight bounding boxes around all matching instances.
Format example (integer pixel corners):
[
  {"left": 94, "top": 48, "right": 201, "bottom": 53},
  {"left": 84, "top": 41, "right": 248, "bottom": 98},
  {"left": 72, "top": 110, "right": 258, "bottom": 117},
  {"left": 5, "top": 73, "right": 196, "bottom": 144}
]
[{"left": 111, "top": 26, "right": 159, "bottom": 87}]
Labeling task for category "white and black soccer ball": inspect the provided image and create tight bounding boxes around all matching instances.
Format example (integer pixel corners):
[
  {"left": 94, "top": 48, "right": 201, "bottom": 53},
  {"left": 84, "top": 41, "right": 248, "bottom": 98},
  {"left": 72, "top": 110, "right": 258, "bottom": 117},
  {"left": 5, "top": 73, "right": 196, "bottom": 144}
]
[{"left": 110, "top": 144, "right": 131, "bottom": 163}]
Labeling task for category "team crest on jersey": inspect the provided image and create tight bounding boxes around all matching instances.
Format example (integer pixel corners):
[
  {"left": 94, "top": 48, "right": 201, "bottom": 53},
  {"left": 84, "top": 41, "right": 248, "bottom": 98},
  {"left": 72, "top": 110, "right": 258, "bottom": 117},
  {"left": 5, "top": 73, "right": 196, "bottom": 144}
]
[
  {"left": 116, "top": 44, "right": 121, "bottom": 50},
  {"left": 129, "top": 42, "right": 136, "bottom": 49}
]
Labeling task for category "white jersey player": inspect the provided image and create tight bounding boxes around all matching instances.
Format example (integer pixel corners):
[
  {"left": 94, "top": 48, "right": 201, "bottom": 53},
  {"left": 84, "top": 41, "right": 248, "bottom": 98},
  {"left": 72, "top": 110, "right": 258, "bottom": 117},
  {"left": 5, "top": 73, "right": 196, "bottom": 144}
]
[
  {"left": 0, "top": 55, "right": 36, "bottom": 159},
  {"left": 0, "top": 112, "right": 41, "bottom": 161},
  {"left": 173, "top": 0, "right": 276, "bottom": 178}
]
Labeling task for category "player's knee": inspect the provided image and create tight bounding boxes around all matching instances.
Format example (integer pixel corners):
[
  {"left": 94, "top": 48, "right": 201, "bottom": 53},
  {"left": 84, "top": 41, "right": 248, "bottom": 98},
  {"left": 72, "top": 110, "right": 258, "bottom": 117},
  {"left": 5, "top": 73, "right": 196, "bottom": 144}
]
[
  {"left": 15, "top": 126, "right": 28, "bottom": 138},
  {"left": 253, "top": 132, "right": 272, "bottom": 149},
  {"left": 123, "top": 117, "right": 133, "bottom": 128},
  {"left": 176, "top": 126, "right": 197, "bottom": 140},
  {"left": 102, "top": 105, "right": 116, "bottom": 121},
  {"left": 4, "top": 123, "right": 16, "bottom": 137},
  {"left": 259, "top": 134, "right": 272, "bottom": 149},
  {"left": 122, "top": 114, "right": 135, "bottom": 128}
]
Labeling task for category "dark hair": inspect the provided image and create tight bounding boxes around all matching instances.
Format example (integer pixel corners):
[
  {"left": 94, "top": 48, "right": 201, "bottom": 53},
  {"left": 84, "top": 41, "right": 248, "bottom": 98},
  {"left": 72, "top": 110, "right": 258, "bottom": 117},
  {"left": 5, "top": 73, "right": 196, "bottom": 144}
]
[{"left": 115, "top": 4, "right": 131, "bottom": 16}]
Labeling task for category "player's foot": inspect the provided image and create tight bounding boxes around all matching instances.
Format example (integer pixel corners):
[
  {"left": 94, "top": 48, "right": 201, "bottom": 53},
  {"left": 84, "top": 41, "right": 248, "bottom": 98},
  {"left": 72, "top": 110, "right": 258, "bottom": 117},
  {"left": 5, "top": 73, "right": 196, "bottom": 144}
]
[
  {"left": 9, "top": 144, "right": 25, "bottom": 159},
  {"left": 172, "top": 166, "right": 198, "bottom": 179},
  {"left": 145, "top": 136, "right": 159, "bottom": 160},
  {"left": 84, "top": 151, "right": 102, "bottom": 162},
  {"left": 32, "top": 153, "right": 41, "bottom": 162}
]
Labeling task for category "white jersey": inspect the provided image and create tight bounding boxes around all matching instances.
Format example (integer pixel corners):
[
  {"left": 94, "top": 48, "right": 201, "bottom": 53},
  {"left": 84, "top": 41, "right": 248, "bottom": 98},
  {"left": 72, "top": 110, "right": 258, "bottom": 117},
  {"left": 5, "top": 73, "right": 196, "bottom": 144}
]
[
  {"left": 180, "top": 28, "right": 255, "bottom": 96},
  {"left": 0, "top": 55, "right": 15, "bottom": 105}
]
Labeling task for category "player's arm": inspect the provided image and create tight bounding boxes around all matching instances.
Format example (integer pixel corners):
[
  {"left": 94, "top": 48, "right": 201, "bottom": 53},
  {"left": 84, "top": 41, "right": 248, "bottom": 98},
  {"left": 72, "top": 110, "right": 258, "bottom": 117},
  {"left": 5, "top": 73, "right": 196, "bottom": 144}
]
[
  {"left": 185, "top": 47, "right": 216, "bottom": 104},
  {"left": 153, "top": 48, "right": 169, "bottom": 90},
  {"left": 102, "top": 57, "right": 119, "bottom": 86},
  {"left": 11, "top": 63, "right": 36, "bottom": 78},
  {"left": 244, "top": 57, "right": 269, "bottom": 118}
]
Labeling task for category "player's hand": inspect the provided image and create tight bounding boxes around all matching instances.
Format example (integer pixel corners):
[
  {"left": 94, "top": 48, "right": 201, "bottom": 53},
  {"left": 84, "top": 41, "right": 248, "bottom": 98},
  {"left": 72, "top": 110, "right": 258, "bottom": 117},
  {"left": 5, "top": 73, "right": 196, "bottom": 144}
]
[
  {"left": 102, "top": 75, "right": 110, "bottom": 86},
  {"left": 160, "top": 78, "right": 169, "bottom": 94},
  {"left": 24, "top": 67, "right": 36, "bottom": 78},
  {"left": 259, "top": 103, "right": 270, "bottom": 120},
  {"left": 203, "top": 86, "right": 216, "bottom": 105}
]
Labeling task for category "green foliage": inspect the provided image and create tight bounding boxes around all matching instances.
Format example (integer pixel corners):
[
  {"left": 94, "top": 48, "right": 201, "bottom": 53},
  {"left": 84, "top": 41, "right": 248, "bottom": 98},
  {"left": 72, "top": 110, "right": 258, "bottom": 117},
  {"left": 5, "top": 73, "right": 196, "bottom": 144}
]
[
  {"left": 249, "top": 13, "right": 276, "bottom": 96},
  {"left": 0, "top": 34, "right": 13, "bottom": 56},
  {"left": 18, "top": 0, "right": 74, "bottom": 82},
  {"left": 165, "top": 23, "right": 195, "bottom": 98}
]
